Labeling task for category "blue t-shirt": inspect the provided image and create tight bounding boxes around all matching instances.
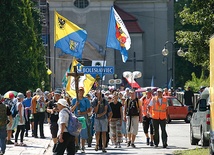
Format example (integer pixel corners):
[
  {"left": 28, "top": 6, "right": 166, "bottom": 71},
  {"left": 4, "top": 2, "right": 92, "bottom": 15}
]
[
  {"left": 72, "top": 97, "right": 91, "bottom": 116},
  {"left": 23, "top": 97, "right": 32, "bottom": 108}
]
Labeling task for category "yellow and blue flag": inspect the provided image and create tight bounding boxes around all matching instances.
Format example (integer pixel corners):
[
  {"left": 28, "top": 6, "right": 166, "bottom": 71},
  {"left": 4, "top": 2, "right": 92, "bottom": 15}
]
[
  {"left": 106, "top": 6, "right": 131, "bottom": 63},
  {"left": 54, "top": 11, "right": 87, "bottom": 59},
  {"left": 66, "top": 59, "right": 95, "bottom": 98}
]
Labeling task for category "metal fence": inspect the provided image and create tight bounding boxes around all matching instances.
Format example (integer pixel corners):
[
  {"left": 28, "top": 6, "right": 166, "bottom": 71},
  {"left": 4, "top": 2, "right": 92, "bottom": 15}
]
[{"left": 176, "top": 92, "right": 200, "bottom": 109}]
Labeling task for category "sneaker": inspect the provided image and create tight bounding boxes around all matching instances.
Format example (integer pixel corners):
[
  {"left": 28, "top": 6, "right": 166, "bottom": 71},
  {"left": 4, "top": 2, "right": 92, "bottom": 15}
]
[
  {"left": 40, "top": 136, "right": 46, "bottom": 139},
  {"left": 131, "top": 143, "right": 136, "bottom": 148},
  {"left": 118, "top": 143, "right": 121, "bottom": 148},
  {"left": 20, "top": 142, "right": 27, "bottom": 146},
  {"left": 81, "top": 147, "right": 85, "bottom": 153},
  {"left": 102, "top": 148, "right": 107, "bottom": 153},
  {"left": 163, "top": 144, "right": 168, "bottom": 148},
  {"left": 127, "top": 141, "right": 131, "bottom": 147},
  {"left": 75, "top": 145, "right": 80, "bottom": 153},
  {"left": 25, "top": 133, "right": 28, "bottom": 137},
  {"left": 6, "top": 140, "right": 14, "bottom": 145},
  {"left": 150, "top": 141, "right": 154, "bottom": 146},
  {"left": 114, "top": 145, "right": 117, "bottom": 148},
  {"left": 14, "top": 142, "right": 19, "bottom": 146},
  {"left": 146, "top": 138, "right": 150, "bottom": 145}
]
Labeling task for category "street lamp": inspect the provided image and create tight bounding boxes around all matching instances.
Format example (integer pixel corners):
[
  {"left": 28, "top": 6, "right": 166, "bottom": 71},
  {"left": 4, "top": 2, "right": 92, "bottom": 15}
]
[
  {"left": 123, "top": 71, "right": 142, "bottom": 88},
  {"left": 162, "top": 41, "right": 184, "bottom": 88}
]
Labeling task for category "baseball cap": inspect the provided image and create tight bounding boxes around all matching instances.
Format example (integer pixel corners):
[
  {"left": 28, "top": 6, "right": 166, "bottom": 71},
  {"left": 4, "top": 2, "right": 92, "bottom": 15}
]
[
  {"left": 56, "top": 99, "right": 68, "bottom": 107},
  {"left": 129, "top": 89, "right": 135, "bottom": 93},
  {"left": 54, "top": 89, "right": 62, "bottom": 95},
  {"left": 146, "top": 88, "right": 152, "bottom": 93},
  {"left": 17, "top": 93, "right": 25, "bottom": 99},
  {"left": 157, "top": 88, "right": 163, "bottom": 92},
  {"left": 125, "top": 88, "right": 130, "bottom": 91}
]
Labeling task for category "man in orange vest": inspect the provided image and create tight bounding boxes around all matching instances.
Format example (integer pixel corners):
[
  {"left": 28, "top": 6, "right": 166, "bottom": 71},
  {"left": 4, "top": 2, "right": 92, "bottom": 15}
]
[
  {"left": 148, "top": 88, "right": 168, "bottom": 148},
  {"left": 140, "top": 88, "right": 154, "bottom": 146}
]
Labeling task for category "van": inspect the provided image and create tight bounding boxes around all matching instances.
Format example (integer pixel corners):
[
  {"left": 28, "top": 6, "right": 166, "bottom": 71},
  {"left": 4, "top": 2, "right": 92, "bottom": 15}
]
[{"left": 190, "top": 87, "right": 210, "bottom": 146}]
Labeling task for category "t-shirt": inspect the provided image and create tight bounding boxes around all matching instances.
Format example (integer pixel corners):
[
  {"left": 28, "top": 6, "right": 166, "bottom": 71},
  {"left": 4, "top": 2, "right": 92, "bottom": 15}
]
[
  {"left": 92, "top": 98, "right": 108, "bottom": 119},
  {"left": 23, "top": 97, "right": 32, "bottom": 108},
  {"left": 48, "top": 100, "right": 59, "bottom": 123},
  {"left": 57, "top": 108, "right": 69, "bottom": 136},
  {"left": 110, "top": 102, "right": 122, "bottom": 118},
  {"left": 71, "top": 97, "right": 91, "bottom": 116}
]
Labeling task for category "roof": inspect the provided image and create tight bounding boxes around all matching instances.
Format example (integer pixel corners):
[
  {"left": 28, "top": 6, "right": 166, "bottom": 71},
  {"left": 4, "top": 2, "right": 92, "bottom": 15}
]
[{"left": 114, "top": 5, "right": 144, "bottom": 33}]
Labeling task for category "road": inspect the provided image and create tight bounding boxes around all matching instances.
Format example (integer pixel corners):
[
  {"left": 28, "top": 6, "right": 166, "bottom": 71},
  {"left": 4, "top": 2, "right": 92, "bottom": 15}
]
[{"left": 45, "top": 120, "right": 201, "bottom": 155}]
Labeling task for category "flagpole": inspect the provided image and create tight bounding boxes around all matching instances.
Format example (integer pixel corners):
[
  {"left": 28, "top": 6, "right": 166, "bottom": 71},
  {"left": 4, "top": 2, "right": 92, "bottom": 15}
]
[
  {"left": 100, "top": 47, "right": 107, "bottom": 91},
  {"left": 53, "top": 47, "right": 56, "bottom": 89}
]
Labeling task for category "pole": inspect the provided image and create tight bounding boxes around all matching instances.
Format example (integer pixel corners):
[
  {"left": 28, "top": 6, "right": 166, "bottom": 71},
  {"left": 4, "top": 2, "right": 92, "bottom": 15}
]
[{"left": 53, "top": 47, "right": 56, "bottom": 89}]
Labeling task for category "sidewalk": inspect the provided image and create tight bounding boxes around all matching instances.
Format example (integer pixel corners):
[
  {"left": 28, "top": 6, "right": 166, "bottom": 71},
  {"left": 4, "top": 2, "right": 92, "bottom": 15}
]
[{"left": 5, "top": 123, "right": 52, "bottom": 155}]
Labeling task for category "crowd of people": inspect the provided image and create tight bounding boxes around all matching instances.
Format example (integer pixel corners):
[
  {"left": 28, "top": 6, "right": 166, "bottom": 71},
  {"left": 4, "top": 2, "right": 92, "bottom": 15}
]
[{"left": 0, "top": 85, "right": 204, "bottom": 155}]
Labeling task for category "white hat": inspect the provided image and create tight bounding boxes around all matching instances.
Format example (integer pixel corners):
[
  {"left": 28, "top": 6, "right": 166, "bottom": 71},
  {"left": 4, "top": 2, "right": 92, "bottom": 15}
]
[
  {"left": 17, "top": 93, "right": 25, "bottom": 99},
  {"left": 157, "top": 88, "right": 163, "bottom": 92},
  {"left": 36, "top": 88, "right": 42, "bottom": 95},
  {"left": 56, "top": 99, "right": 68, "bottom": 107}
]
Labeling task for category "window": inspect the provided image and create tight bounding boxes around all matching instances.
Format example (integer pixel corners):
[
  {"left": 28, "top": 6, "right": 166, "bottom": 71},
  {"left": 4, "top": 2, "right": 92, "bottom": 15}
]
[{"left": 74, "top": 0, "right": 89, "bottom": 9}]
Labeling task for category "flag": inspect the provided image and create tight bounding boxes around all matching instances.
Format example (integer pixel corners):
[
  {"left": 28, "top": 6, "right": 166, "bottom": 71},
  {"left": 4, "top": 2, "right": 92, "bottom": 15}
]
[
  {"left": 47, "top": 68, "right": 52, "bottom": 75},
  {"left": 168, "top": 77, "right": 172, "bottom": 89},
  {"left": 124, "top": 77, "right": 140, "bottom": 89},
  {"left": 54, "top": 11, "right": 87, "bottom": 59},
  {"left": 151, "top": 76, "right": 154, "bottom": 87},
  {"left": 106, "top": 6, "right": 131, "bottom": 63},
  {"left": 62, "top": 65, "right": 71, "bottom": 88},
  {"left": 66, "top": 59, "right": 95, "bottom": 98}
]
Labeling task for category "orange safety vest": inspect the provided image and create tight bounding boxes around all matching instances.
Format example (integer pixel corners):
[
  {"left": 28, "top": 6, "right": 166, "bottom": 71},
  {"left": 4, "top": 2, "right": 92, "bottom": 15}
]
[
  {"left": 151, "top": 96, "right": 167, "bottom": 120},
  {"left": 141, "top": 96, "right": 152, "bottom": 116}
]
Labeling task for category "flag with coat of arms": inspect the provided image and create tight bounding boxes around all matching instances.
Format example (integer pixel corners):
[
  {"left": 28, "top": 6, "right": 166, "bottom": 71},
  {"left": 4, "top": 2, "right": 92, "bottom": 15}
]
[
  {"left": 106, "top": 6, "right": 131, "bottom": 63},
  {"left": 54, "top": 11, "right": 87, "bottom": 59}
]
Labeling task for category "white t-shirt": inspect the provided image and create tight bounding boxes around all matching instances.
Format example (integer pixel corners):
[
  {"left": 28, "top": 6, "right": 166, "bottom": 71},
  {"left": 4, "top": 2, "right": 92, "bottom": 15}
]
[{"left": 57, "top": 108, "right": 69, "bottom": 136}]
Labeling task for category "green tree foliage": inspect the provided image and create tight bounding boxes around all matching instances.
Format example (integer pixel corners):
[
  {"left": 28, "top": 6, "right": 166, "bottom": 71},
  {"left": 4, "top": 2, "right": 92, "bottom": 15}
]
[
  {"left": 0, "top": 0, "right": 49, "bottom": 94},
  {"left": 176, "top": 0, "right": 214, "bottom": 73},
  {"left": 185, "top": 72, "right": 209, "bottom": 92}
]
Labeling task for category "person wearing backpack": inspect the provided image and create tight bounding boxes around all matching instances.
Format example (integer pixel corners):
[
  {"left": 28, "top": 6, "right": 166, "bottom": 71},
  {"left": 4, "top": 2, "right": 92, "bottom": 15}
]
[
  {"left": 31, "top": 88, "right": 46, "bottom": 138},
  {"left": 0, "top": 95, "right": 13, "bottom": 155},
  {"left": 53, "top": 99, "right": 75, "bottom": 155},
  {"left": 14, "top": 93, "right": 26, "bottom": 146},
  {"left": 124, "top": 89, "right": 142, "bottom": 148},
  {"left": 71, "top": 87, "right": 91, "bottom": 153},
  {"left": 4, "top": 94, "right": 15, "bottom": 145}
]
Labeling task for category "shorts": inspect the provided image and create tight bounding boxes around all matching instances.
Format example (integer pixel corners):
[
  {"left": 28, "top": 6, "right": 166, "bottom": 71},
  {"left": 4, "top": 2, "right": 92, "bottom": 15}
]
[
  {"left": 94, "top": 118, "right": 108, "bottom": 132},
  {"left": 50, "top": 122, "right": 58, "bottom": 138},
  {"left": 80, "top": 125, "right": 88, "bottom": 140},
  {"left": 126, "top": 116, "right": 139, "bottom": 135}
]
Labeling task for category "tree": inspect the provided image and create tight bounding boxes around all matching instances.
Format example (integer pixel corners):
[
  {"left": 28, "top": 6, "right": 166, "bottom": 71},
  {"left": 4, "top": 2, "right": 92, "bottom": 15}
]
[
  {"left": 176, "top": 0, "right": 214, "bottom": 74},
  {"left": 0, "top": 0, "right": 49, "bottom": 94}
]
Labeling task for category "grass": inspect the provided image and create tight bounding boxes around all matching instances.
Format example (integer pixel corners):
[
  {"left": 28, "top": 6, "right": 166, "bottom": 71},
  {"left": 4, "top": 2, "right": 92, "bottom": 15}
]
[{"left": 173, "top": 148, "right": 209, "bottom": 155}]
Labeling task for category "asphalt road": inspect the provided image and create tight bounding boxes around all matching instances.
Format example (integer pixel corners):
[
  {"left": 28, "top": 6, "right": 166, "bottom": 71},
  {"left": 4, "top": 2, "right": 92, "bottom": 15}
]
[{"left": 45, "top": 120, "right": 201, "bottom": 155}]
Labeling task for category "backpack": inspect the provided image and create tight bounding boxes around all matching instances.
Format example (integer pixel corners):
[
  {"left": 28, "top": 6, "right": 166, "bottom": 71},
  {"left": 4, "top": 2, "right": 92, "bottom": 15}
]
[
  {"left": 36, "top": 96, "right": 46, "bottom": 113},
  {"left": 126, "top": 98, "right": 139, "bottom": 116},
  {"left": 11, "top": 102, "right": 18, "bottom": 118},
  {"left": 0, "top": 104, "right": 8, "bottom": 128},
  {"left": 65, "top": 110, "right": 82, "bottom": 137}
]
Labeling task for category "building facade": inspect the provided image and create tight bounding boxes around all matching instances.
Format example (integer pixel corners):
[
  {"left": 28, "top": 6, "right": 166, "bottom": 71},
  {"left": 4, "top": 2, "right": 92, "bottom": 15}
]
[{"left": 47, "top": 0, "right": 174, "bottom": 89}]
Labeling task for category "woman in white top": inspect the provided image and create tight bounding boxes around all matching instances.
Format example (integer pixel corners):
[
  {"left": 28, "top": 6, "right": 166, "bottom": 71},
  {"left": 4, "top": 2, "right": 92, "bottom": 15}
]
[{"left": 14, "top": 93, "right": 26, "bottom": 146}]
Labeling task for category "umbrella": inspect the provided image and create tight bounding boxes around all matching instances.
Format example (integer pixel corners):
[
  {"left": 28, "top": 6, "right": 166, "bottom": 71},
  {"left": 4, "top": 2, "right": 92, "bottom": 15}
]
[{"left": 4, "top": 91, "right": 18, "bottom": 99}]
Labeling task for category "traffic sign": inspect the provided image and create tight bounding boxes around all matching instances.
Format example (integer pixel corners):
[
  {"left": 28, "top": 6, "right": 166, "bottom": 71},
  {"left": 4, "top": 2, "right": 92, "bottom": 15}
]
[{"left": 82, "top": 66, "right": 114, "bottom": 75}]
